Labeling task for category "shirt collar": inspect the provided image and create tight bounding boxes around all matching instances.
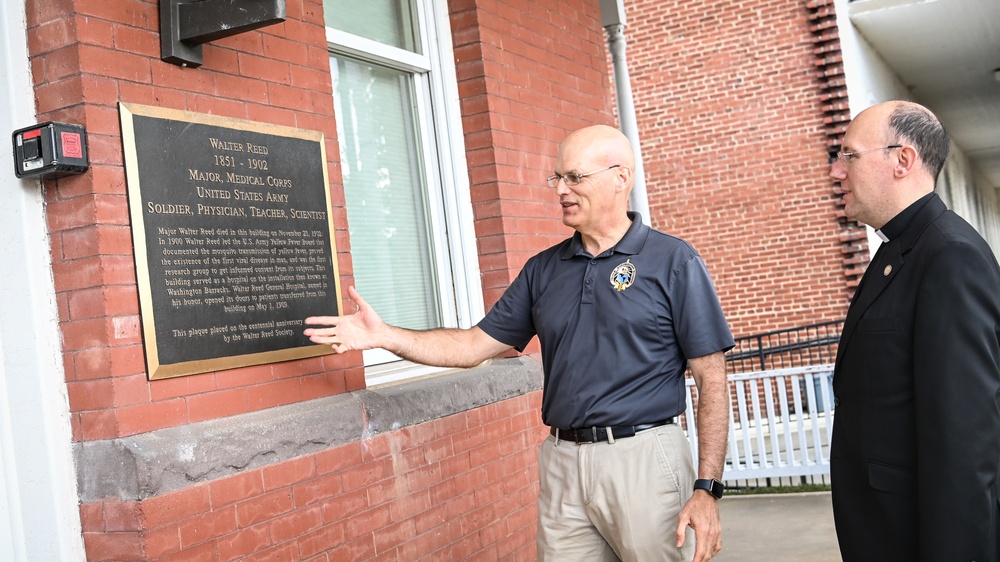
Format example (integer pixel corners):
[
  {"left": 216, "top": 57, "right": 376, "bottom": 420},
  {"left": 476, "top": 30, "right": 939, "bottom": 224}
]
[
  {"left": 878, "top": 192, "right": 935, "bottom": 242},
  {"left": 562, "top": 211, "right": 647, "bottom": 259}
]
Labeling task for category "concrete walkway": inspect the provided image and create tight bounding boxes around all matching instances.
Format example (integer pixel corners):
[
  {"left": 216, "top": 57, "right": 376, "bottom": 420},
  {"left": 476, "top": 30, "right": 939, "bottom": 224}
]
[{"left": 713, "top": 492, "right": 841, "bottom": 562}]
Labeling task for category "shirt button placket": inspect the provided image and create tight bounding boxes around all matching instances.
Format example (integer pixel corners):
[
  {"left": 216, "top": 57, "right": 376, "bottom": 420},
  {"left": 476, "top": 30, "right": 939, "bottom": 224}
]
[{"left": 582, "top": 261, "right": 596, "bottom": 304}]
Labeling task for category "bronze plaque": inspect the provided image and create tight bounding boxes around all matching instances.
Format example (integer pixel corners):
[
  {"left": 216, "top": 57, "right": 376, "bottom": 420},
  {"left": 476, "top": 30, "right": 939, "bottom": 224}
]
[{"left": 120, "top": 103, "right": 340, "bottom": 379}]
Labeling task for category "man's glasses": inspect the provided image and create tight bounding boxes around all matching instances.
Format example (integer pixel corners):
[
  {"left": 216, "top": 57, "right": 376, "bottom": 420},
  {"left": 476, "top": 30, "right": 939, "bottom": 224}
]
[
  {"left": 546, "top": 165, "right": 620, "bottom": 188},
  {"left": 835, "top": 145, "right": 902, "bottom": 164}
]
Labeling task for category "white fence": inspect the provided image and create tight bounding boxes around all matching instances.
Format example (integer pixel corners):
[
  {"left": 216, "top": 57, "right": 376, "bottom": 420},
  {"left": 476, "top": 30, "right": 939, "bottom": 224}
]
[{"left": 684, "top": 364, "right": 835, "bottom": 481}]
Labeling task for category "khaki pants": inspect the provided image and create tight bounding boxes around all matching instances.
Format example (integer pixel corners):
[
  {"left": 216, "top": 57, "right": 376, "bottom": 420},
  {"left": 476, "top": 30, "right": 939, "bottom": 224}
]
[{"left": 537, "top": 424, "right": 696, "bottom": 562}]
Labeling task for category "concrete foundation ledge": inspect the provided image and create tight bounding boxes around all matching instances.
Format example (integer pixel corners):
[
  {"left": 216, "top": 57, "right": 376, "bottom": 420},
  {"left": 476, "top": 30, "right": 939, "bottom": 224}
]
[{"left": 74, "top": 357, "right": 543, "bottom": 502}]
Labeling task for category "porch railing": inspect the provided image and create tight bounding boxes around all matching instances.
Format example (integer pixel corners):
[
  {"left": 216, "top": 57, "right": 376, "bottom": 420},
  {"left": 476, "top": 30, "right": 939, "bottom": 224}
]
[
  {"left": 725, "top": 320, "right": 842, "bottom": 374},
  {"left": 685, "top": 365, "right": 835, "bottom": 481},
  {"left": 684, "top": 321, "right": 843, "bottom": 485}
]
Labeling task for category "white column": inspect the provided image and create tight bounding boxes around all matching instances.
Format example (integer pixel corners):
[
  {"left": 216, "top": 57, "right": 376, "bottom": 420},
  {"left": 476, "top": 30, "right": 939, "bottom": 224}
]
[{"left": 600, "top": 0, "right": 651, "bottom": 225}]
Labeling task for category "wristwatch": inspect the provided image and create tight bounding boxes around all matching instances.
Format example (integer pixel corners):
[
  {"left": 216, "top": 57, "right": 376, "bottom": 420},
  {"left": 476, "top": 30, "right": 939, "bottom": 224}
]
[{"left": 694, "top": 478, "right": 725, "bottom": 499}]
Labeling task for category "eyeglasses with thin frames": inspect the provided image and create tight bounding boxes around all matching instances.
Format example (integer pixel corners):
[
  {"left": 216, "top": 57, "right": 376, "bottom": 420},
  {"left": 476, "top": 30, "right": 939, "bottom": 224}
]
[
  {"left": 835, "top": 145, "right": 902, "bottom": 164},
  {"left": 546, "top": 164, "right": 620, "bottom": 188}
]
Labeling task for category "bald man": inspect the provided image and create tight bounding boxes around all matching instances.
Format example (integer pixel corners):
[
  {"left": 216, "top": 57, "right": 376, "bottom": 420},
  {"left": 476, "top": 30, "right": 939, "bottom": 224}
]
[
  {"left": 305, "top": 125, "right": 734, "bottom": 562},
  {"left": 830, "top": 101, "right": 1000, "bottom": 560}
]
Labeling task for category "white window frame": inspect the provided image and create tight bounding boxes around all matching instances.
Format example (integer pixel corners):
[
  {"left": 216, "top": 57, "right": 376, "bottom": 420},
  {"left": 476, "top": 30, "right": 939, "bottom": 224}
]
[{"left": 326, "top": 0, "right": 484, "bottom": 384}]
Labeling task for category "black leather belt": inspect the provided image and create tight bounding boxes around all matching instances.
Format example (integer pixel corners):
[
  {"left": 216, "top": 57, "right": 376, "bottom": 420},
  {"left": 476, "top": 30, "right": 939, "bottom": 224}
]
[{"left": 549, "top": 418, "right": 675, "bottom": 444}]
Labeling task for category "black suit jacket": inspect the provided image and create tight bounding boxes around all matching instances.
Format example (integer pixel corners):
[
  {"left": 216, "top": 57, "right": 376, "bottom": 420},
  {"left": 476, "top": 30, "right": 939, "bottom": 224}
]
[{"left": 831, "top": 194, "right": 1000, "bottom": 561}]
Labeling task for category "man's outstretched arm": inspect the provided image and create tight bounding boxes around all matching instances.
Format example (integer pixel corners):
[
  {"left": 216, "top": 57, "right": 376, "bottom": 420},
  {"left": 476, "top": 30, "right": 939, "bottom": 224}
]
[{"left": 304, "top": 285, "right": 514, "bottom": 368}]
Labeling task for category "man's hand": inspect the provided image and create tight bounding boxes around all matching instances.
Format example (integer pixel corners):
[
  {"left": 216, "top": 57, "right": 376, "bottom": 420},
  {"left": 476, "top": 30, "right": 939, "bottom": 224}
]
[
  {"left": 304, "top": 285, "right": 382, "bottom": 353},
  {"left": 676, "top": 490, "right": 722, "bottom": 561},
  {"left": 305, "top": 286, "right": 512, "bottom": 368}
]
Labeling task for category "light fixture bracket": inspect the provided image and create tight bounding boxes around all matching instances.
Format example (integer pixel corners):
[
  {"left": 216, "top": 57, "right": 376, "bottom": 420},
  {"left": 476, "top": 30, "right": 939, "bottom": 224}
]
[{"left": 160, "top": 0, "right": 286, "bottom": 68}]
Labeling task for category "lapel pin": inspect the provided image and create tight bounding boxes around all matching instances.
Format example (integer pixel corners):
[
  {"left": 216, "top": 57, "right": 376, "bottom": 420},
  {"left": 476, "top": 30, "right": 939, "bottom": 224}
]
[{"left": 883, "top": 264, "right": 892, "bottom": 276}]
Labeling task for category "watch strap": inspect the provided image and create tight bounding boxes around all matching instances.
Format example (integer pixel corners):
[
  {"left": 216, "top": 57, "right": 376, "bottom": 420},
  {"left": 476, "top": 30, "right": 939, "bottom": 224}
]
[{"left": 694, "top": 478, "right": 725, "bottom": 499}]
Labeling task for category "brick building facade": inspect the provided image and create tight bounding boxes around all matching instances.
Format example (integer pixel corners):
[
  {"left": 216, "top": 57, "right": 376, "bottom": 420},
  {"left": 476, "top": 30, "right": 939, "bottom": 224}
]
[
  {"left": 621, "top": 0, "right": 856, "bottom": 337},
  {"left": 10, "top": 0, "right": 614, "bottom": 559},
  {"left": 2, "top": 0, "right": 994, "bottom": 560}
]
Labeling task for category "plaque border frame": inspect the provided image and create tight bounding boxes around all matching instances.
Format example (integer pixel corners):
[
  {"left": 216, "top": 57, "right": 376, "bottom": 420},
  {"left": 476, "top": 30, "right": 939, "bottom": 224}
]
[{"left": 119, "top": 102, "right": 341, "bottom": 380}]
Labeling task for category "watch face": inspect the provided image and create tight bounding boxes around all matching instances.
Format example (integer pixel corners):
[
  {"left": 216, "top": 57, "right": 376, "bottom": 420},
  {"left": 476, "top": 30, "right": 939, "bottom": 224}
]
[{"left": 695, "top": 479, "right": 724, "bottom": 499}]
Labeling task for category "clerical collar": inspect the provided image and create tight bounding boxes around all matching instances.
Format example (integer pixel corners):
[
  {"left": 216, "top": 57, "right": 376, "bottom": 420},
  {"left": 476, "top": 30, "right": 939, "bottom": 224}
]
[{"left": 877, "top": 193, "right": 935, "bottom": 242}]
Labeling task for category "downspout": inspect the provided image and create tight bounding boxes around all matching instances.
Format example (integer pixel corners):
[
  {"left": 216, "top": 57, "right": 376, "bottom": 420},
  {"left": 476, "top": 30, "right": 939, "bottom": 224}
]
[{"left": 600, "top": 0, "right": 651, "bottom": 225}]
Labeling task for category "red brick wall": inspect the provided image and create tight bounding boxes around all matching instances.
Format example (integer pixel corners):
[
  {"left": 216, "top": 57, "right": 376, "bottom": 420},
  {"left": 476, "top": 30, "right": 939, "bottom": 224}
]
[
  {"left": 28, "top": 0, "right": 362, "bottom": 442},
  {"left": 79, "top": 394, "right": 545, "bottom": 561},
  {"left": 622, "top": 0, "right": 851, "bottom": 337},
  {"left": 453, "top": 0, "right": 615, "bottom": 307}
]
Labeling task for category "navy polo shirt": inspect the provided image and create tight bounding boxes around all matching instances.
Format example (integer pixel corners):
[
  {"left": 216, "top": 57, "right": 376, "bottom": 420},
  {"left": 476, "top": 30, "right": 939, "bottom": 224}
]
[{"left": 478, "top": 212, "right": 734, "bottom": 429}]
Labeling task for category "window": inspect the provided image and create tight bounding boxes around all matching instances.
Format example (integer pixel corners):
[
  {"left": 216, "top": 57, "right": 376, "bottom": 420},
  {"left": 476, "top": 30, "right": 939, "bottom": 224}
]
[{"left": 325, "top": 0, "right": 483, "bottom": 382}]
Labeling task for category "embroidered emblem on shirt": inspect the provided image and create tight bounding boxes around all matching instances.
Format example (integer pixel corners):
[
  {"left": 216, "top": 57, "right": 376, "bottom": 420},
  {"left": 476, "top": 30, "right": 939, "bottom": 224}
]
[{"left": 610, "top": 259, "right": 636, "bottom": 292}]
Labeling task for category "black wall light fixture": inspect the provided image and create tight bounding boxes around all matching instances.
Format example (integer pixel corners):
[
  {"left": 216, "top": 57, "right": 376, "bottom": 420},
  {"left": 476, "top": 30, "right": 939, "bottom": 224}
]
[{"left": 160, "top": 0, "right": 286, "bottom": 68}]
